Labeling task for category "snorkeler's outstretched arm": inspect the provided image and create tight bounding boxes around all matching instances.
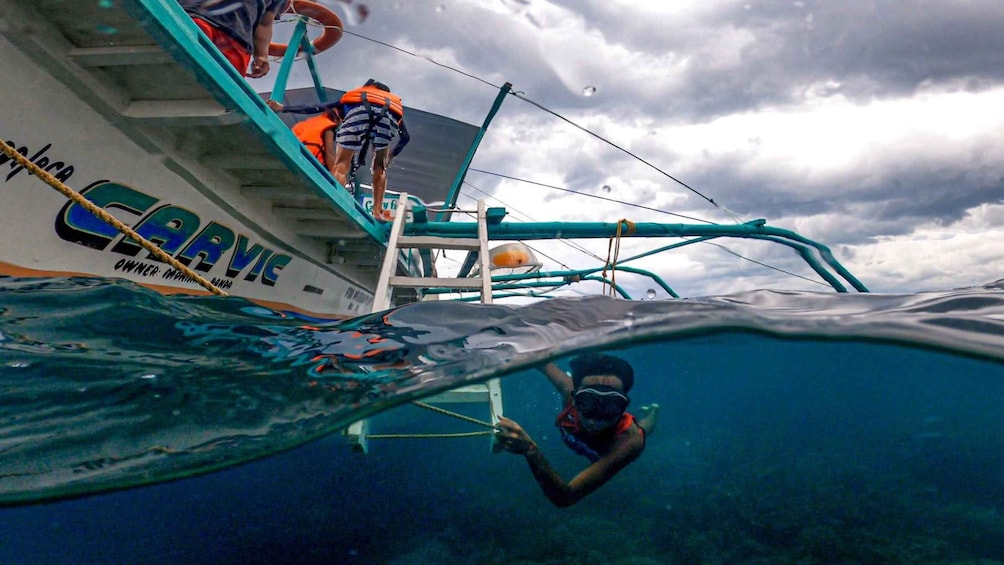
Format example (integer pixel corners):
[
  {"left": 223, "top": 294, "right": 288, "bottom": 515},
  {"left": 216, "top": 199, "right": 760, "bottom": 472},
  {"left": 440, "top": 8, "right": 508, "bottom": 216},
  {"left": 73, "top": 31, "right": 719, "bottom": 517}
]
[
  {"left": 539, "top": 362, "right": 573, "bottom": 401},
  {"left": 497, "top": 416, "right": 644, "bottom": 508}
]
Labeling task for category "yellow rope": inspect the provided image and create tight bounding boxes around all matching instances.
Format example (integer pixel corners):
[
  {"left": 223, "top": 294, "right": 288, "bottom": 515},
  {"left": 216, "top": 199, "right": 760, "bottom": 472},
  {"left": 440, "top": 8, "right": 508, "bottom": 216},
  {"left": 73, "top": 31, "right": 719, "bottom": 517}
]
[
  {"left": 412, "top": 400, "right": 499, "bottom": 429},
  {"left": 362, "top": 400, "right": 500, "bottom": 441},
  {"left": 602, "top": 219, "right": 634, "bottom": 296},
  {"left": 0, "top": 140, "right": 227, "bottom": 296}
]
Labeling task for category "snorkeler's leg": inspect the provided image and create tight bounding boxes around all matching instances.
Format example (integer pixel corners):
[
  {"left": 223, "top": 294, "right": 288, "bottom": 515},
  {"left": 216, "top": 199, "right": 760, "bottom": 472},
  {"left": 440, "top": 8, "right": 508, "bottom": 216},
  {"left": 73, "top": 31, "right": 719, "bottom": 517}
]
[{"left": 638, "top": 404, "right": 659, "bottom": 435}]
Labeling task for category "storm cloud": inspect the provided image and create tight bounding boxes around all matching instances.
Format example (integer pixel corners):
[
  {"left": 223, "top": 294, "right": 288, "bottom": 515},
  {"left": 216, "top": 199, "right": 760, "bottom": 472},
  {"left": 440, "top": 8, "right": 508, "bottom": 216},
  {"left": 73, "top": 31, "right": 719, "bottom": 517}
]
[{"left": 257, "top": 0, "right": 1004, "bottom": 295}]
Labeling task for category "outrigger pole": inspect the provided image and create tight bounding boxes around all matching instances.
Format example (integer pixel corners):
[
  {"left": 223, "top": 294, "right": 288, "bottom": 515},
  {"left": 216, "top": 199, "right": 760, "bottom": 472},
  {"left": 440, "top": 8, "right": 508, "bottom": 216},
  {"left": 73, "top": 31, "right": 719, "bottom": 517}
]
[
  {"left": 440, "top": 82, "right": 513, "bottom": 221},
  {"left": 406, "top": 211, "right": 869, "bottom": 294}
]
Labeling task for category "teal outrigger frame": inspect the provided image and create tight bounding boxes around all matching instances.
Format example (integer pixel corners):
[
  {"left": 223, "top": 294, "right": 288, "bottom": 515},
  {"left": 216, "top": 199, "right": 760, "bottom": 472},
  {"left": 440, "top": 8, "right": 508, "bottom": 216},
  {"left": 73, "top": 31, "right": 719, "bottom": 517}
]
[{"left": 406, "top": 212, "right": 868, "bottom": 297}]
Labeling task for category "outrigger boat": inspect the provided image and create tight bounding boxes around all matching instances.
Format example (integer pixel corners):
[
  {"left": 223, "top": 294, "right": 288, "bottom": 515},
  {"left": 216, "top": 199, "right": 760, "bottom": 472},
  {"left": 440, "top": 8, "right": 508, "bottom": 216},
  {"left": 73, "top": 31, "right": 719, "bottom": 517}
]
[{"left": 0, "top": 0, "right": 867, "bottom": 321}]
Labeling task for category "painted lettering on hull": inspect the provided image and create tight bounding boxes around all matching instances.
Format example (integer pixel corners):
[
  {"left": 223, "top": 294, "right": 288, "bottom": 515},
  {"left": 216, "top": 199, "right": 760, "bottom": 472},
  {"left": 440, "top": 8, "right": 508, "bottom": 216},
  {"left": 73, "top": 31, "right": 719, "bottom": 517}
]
[
  {"left": 0, "top": 140, "right": 75, "bottom": 183},
  {"left": 55, "top": 181, "right": 292, "bottom": 286}
]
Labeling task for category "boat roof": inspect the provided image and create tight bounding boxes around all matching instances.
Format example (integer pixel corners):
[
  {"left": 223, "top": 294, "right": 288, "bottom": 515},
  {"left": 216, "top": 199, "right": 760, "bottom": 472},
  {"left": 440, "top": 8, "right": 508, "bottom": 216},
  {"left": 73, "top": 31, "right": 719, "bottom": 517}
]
[{"left": 274, "top": 87, "right": 481, "bottom": 207}]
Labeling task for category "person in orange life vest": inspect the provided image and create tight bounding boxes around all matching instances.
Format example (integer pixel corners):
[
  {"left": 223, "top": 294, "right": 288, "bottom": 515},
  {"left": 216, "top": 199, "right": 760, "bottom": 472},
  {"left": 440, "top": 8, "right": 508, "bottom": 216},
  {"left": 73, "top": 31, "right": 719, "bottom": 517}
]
[
  {"left": 497, "top": 353, "right": 659, "bottom": 507},
  {"left": 178, "top": 0, "right": 288, "bottom": 78},
  {"left": 267, "top": 99, "right": 342, "bottom": 174},
  {"left": 330, "top": 79, "right": 410, "bottom": 221}
]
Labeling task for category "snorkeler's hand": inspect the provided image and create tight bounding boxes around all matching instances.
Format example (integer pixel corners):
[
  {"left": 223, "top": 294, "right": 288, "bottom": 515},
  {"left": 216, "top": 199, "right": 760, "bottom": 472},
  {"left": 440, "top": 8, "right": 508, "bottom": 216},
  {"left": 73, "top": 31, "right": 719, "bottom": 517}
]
[{"left": 497, "top": 417, "right": 536, "bottom": 455}]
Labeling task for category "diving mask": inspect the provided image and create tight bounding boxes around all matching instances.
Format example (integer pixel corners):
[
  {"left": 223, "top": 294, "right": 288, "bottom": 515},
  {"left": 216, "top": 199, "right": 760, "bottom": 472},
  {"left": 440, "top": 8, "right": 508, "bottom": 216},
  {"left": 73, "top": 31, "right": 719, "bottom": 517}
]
[{"left": 573, "top": 386, "right": 629, "bottom": 420}]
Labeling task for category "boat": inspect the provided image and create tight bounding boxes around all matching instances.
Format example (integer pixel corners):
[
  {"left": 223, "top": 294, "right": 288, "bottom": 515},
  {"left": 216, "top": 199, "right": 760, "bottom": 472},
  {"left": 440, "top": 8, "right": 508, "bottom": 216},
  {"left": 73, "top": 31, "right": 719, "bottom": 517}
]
[{"left": 0, "top": 0, "right": 867, "bottom": 321}]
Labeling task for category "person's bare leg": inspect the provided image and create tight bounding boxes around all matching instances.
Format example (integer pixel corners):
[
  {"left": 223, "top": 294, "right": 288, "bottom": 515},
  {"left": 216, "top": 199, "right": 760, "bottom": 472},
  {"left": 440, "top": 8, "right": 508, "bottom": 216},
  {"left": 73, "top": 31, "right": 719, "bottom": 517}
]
[
  {"left": 371, "top": 148, "right": 390, "bottom": 219},
  {"left": 331, "top": 145, "right": 354, "bottom": 189}
]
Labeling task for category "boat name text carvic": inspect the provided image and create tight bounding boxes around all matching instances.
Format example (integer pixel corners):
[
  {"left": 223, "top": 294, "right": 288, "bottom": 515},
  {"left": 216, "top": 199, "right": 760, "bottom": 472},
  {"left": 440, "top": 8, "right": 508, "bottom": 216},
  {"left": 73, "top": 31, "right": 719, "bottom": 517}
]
[{"left": 55, "top": 180, "right": 292, "bottom": 287}]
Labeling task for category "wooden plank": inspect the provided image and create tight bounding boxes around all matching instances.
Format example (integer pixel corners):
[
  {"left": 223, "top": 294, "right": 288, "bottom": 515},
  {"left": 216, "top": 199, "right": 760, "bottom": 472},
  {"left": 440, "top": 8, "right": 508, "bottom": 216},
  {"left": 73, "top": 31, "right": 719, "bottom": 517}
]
[
  {"left": 388, "top": 276, "right": 484, "bottom": 289},
  {"left": 397, "top": 236, "right": 481, "bottom": 251},
  {"left": 122, "top": 99, "right": 242, "bottom": 126}
]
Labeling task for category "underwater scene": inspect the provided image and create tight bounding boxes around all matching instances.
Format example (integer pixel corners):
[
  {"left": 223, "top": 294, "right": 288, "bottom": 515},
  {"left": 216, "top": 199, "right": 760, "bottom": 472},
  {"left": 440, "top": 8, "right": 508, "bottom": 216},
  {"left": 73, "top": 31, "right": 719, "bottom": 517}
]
[{"left": 1, "top": 276, "right": 1004, "bottom": 564}]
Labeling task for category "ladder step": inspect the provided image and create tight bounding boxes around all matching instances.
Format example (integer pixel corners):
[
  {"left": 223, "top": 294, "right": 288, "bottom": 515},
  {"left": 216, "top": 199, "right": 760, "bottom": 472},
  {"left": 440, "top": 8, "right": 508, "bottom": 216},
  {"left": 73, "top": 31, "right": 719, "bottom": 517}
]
[
  {"left": 397, "top": 236, "right": 482, "bottom": 251},
  {"left": 389, "top": 276, "right": 485, "bottom": 289},
  {"left": 425, "top": 383, "right": 491, "bottom": 403}
]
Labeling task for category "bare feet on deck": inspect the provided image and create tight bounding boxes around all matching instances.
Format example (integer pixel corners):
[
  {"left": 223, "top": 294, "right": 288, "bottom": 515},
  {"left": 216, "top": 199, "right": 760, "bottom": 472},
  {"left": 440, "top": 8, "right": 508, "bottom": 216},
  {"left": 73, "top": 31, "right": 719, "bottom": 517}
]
[{"left": 638, "top": 403, "right": 659, "bottom": 436}]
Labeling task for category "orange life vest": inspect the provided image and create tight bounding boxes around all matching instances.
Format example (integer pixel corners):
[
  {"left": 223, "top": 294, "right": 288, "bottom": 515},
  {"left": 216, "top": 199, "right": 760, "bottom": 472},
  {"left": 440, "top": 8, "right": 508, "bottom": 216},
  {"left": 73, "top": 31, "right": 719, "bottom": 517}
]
[
  {"left": 556, "top": 404, "right": 639, "bottom": 462},
  {"left": 339, "top": 85, "right": 404, "bottom": 119},
  {"left": 291, "top": 113, "right": 339, "bottom": 164}
]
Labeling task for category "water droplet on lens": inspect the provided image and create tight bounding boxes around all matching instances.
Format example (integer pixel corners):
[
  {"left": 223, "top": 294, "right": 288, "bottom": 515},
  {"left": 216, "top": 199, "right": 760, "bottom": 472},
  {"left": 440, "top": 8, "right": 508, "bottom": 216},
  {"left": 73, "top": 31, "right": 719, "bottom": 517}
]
[
  {"left": 501, "top": 0, "right": 531, "bottom": 11},
  {"left": 624, "top": 311, "right": 635, "bottom": 327},
  {"left": 354, "top": 5, "right": 369, "bottom": 24},
  {"left": 435, "top": 4, "right": 446, "bottom": 12},
  {"left": 582, "top": 85, "right": 597, "bottom": 96},
  {"left": 601, "top": 184, "right": 611, "bottom": 193},
  {"left": 646, "top": 289, "right": 656, "bottom": 299}
]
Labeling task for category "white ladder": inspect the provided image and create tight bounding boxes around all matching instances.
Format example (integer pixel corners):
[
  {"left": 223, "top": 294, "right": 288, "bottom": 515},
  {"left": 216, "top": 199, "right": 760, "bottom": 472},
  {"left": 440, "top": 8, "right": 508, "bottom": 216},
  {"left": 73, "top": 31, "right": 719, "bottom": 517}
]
[{"left": 345, "top": 195, "right": 503, "bottom": 453}]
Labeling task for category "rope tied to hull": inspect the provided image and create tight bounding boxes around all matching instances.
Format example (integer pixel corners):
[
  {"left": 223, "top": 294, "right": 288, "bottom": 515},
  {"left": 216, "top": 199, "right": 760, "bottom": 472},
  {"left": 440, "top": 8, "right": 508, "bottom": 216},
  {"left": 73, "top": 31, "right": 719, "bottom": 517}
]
[{"left": 0, "top": 140, "right": 228, "bottom": 296}]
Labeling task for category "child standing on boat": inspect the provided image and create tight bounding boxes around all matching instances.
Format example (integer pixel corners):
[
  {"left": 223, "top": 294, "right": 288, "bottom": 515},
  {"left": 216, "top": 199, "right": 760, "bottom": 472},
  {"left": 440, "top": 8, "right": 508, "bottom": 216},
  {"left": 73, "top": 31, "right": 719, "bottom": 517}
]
[
  {"left": 179, "top": 0, "right": 288, "bottom": 78},
  {"left": 331, "top": 80, "right": 411, "bottom": 222},
  {"left": 267, "top": 80, "right": 411, "bottom": 221}
]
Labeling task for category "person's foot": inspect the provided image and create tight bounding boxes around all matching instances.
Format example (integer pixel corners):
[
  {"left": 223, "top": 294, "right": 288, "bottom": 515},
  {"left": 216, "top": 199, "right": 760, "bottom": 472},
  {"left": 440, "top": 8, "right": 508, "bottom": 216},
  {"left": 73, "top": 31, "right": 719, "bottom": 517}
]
[
  {"left": 374, "top": 209, "right": 393, "bottom": 222},
  {"left": 638, "top": 403, "right": 659, "bottom": 435}
]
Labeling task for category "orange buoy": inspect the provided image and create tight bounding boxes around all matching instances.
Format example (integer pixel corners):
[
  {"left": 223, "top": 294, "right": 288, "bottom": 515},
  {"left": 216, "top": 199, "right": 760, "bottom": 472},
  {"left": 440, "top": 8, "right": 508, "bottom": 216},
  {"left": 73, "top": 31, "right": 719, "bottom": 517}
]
[
  {"left": 489, "top": 243, "right": 541, "bottom": 272},
  {"left": 269, "top": 0, "right": 343, "bottom": 57}
]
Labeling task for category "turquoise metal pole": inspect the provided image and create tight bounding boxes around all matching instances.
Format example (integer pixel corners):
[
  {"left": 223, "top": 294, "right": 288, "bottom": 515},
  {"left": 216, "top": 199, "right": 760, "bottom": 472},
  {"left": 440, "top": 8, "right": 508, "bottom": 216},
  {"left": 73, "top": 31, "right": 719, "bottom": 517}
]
[
  {"left": 438, "top": 82, "right": 512, "bottom": 221},
  {"left": 404, "top": 219, "right": 868, "bottom": 292},
  {"left": 304, "top": 41, "right": 328, "bottom": 103},
  {"left": 269, "top": 18, "right": 310, "bottom": 104}
]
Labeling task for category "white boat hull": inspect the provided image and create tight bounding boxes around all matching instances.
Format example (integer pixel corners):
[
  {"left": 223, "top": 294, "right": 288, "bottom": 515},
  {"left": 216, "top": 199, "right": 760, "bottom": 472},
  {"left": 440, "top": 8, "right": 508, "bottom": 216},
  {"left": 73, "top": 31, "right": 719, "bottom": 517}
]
[{"left": 0, "top": 2, "right": 400, "bottom": 318}]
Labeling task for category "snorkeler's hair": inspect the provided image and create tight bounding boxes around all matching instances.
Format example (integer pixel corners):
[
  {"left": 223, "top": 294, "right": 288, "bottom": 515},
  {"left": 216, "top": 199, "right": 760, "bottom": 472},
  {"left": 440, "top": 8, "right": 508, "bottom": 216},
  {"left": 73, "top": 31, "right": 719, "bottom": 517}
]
[
  {"left": 569, "top": 352, "right": 634, "bottom": 393},
  {"left": 364, "top": 78, "right": 391, "bottom": 92}
]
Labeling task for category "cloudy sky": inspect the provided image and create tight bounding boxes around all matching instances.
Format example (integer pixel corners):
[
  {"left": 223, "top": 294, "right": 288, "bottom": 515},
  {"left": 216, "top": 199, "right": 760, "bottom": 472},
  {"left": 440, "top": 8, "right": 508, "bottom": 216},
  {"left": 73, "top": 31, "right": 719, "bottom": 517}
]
[{"left": 253, "top": 0, "right": 1004, "bottom": 298}]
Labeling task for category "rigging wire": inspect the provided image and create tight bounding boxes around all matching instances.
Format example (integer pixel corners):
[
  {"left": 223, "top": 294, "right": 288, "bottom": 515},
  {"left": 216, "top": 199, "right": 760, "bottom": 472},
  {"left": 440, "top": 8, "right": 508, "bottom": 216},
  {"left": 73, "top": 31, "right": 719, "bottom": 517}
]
[
  {"left": 470, "top": 169, "right": 715, "bottom": 224},
  {"left": 461, "top": 181, "right": 604, "bottom": 266},
  {"left": 705, "top": 242, "right": 830, "bottom": 287},
  {"left": 339, "top": 29, "right": 500, "bottom": 90},
  {"left": 296, "top": 23, "right": 826, "bottom": 290},
  {"left": 506, "top": 92, "right": 723, "bottom": 210},
  {"left": 331, "top": 28, "right": 733, "bottom": 211}
]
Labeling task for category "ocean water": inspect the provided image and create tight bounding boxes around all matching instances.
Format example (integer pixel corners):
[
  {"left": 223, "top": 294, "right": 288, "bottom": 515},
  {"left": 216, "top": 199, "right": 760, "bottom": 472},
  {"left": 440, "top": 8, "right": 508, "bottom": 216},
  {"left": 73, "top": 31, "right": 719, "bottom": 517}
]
[{"left": 1, "top": 276, "right": 1003, "bottom": 564}]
